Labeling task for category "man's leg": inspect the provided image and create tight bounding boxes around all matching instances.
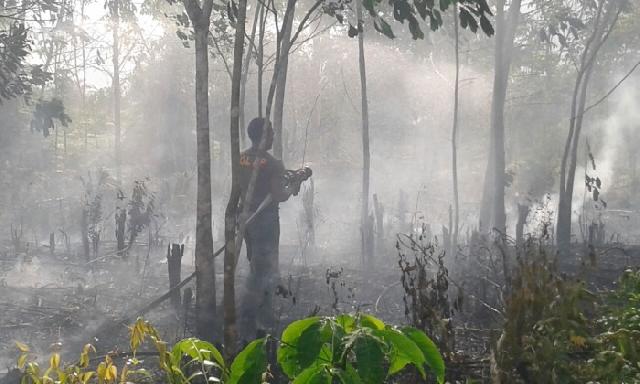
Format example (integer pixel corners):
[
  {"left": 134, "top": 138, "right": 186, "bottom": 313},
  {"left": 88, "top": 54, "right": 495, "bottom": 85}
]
[{"left": 239, "top": 232, "right": 258, "bottom": 339}]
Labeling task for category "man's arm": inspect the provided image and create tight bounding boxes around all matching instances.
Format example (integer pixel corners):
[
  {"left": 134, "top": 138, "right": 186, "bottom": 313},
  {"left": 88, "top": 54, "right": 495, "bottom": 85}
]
[{"left": 270, "top": 159, "right": 292, "bottom": 203}]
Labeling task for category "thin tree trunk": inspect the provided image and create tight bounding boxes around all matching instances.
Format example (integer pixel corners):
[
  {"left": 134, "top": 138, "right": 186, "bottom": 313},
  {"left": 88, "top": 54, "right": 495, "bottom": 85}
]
[
  {"left": 112, "top": 0, "right": 121, "bottom": 182},
  {"left": 256, "top": 4, "right": 265, "bottom": 116},
  {"left": 193, "top": 24, "right": 216, "bottom": 342},
  {"left": 557, "top": 0, "right": 618, "bottom": 256},
  {"left": 239, "top": 3, "right": 260, "bottom": 146},
  {"left": 273, "top": 0, "right": 296, "bottom": 160},
  {"left": 451, "top": 7, "right": 460, "bottom": 254},
  {"left": 81, "top": 0, "right": 87, "bottom": 151},
  {"left": 224, "top": 0, "right": 248, "bottom": 357},
  {"left": 356, "top": 0, "right": 371, "bottom": 267},
  {"left": 182, "top": 0, "right": 216, "bottom": 342},
  {"left": 479, "top": 0, "right": 520, "bottom": 235}
]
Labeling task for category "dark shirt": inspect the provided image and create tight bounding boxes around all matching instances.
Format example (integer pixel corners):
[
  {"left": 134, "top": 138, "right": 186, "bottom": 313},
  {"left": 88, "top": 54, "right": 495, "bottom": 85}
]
[{"left": 239, "top": 147, "right": 288, "bottom": 214}]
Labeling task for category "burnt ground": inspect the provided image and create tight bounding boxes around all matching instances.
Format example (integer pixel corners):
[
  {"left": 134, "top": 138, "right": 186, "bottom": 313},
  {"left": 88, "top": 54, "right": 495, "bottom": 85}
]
[{"left": 0, "top": 240, "right": 638, "bottom": 382}]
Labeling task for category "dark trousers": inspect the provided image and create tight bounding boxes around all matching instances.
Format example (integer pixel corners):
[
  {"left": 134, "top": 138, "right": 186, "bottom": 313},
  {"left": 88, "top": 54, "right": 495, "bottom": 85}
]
[{"left": 239, "top": 210, "right": 280, "bottom": 338}]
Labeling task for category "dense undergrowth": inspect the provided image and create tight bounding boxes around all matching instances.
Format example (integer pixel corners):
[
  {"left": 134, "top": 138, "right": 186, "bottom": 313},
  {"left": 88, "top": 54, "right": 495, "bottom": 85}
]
[
  {"left": 14, "top": 314, "right": 445, "bottom": 384},
  {"left": 493, "top": 245, "right": 640, "bottom": 383}
]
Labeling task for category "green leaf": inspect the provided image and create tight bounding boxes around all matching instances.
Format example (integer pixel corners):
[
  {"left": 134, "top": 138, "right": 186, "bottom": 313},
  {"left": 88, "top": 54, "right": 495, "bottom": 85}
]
[
  {"left": 353, "top": 333, "right": 386, "bottom": 384},
  {"left": 373, "top": 18, "right": 395, "bottom": 39},
  {"left": 333, "top": 363, "right": 363, "bottom": 384},
  {"left": 402, "top": 327, "right": 445, "bottom": 384},
  {"left": 336, "top": 314, "right": 356, "bottom": 333},
  {"left": 438, "top": 0, "right": 450, "bottom": 11},
  {"left": 480, "top": 15, "right": 494, "bottom": 36},
  {"left": 278, "top": 317, "right": 330, "bottom": 378},
  {"left": 409, "top": 17, "right": 425, "bottom": 39},
  {"left": 292, "top": 364, "right": 332, "bottom": 384},
  {"left": 228, "top": 338, "right": 267, "bottom": 384},
  {"left": 392, "top": 0, "right": 412, "bottom": 22},
  {"left": 459, "top": 8, "right": 478, "bottom": 32},
  {"left": 360, "top": 314, "right": 385, "bottom": 331},
  {"left": 363, "top": 0, "right": 377, "bottom": 15},
  {"left": 171, "top": 338, "right": 225, "bottom": 371},
  {"left": 374, "top": 328, "right": 426, "bottom": 379}
]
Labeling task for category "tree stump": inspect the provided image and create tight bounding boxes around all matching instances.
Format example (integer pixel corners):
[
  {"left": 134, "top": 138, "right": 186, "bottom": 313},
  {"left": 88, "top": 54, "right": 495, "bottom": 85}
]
[
  {"left": 49, "top": 232, "right": 55, "bottom": 255},
  {"left": 167, "top": 243, "right": 184, "bottom": 313}
]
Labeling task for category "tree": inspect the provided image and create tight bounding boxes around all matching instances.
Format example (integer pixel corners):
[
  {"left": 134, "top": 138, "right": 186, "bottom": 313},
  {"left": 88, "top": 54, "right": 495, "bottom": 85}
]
[
  {"left": 556, "top": 0, "right": 625, "bottom": 256},
  {"left": 223, "top": 0, "right": 248, "bottom": 357},
  {"left": 355, "top": 0, "right": 372, "bottom": 267},
  {"left": 180, "top": 0, "right": 216, "bottom": 342},
  {"left": 450, "top": 5, "right": 460, "bottom": 255},
  {"left": 108, "top": 0, "right": 122, "bottom": 182},
  {"left": 0, "top": 1, "right": 57, "bottom": 101},
  {"left": 478, "top": 0, "right": 521, "bottom": 235}
]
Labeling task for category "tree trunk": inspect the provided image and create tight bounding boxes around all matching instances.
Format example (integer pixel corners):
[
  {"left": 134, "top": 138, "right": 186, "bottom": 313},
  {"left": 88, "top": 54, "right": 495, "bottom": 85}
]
[
  {"left": 167, "top": 244, "right": 184, "bottom": 313},
  {"left": 479, "top": 0, "right": 521, "bottom": 235},
  {"left": 239, "top": 3, "right": 261, "bottom": 146},
  {"left": 356, "top": 0, "right": 371, "bottom": 268},
  {"left": 451, "top": 7, "right": 460, "bottom": 254},
  {"left": 557, "top": 0, "right": 619, "bottom": 257},
  {"left": 256, "top": 4, "right": 265, "bottom": 116},
  {"left": 112, "top": 0, "right": 121, "bottom": 182},
  {"left": 272, "top": 0, "right": 296, "bottom": 160},
  {"left": 115, "top": 206, "right": 126, "bottom": 257},
  {"left": 515, "top": 203, "right": 529, "bottom": 251},
  {"left": 224, "top": 0, "right": 248, "bottom": 357},
  {"left": 193, "top": 23, "right": 216, "bottom": 342}
]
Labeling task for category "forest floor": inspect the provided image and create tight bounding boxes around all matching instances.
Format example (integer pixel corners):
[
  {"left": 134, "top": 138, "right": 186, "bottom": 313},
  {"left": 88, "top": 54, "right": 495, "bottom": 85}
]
[{"left": 0, "top": 239, "right": 637, "bottom": 382}]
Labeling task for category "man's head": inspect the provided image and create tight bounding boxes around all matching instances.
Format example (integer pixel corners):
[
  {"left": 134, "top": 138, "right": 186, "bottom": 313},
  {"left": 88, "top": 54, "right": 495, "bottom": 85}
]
[{"left": 247, "top": 117, "right": 274, "bottom": 150}]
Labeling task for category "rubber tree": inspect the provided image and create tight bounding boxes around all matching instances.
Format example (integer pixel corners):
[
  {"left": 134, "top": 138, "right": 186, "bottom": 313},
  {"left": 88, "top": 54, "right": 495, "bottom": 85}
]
[
  {"left": 224, "top": 0, "right": 248, "bottom": 357},
  {"left": 109, "top": 0, "right": 122, "bottom": 182},
  {"left": 355, "top": 0, "right": 372, "bottom": 268},
  {"left": 556, "top": 0, "right": 623, "bottom": 257},
  {"left": 272, "top": 0, "right": 296, "bottom": 160},
  {"left": 181, "top": 0, "right": 216, "bottom": 342},
  {"left": 451, "top": 5, "right": 460, "bottom": 255},
  {"left": 478, "top": 0, "right": 521, "bottom": 235}
]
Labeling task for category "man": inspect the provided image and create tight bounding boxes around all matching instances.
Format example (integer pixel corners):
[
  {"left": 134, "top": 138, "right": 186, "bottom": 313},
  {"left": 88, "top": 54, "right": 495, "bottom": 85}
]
[{"left": 238, "top": 117, "right": 298, "bottom": 337}]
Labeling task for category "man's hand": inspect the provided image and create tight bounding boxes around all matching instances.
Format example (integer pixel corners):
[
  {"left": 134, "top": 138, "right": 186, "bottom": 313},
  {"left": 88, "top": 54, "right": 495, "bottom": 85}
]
[{"left": 283, "top": 167, "right": 312, "bottom": 197}]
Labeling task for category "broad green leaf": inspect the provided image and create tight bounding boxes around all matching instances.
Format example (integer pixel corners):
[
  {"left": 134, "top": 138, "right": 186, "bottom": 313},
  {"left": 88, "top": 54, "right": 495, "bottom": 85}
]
[
  {"left": 171, "top": 338, "right": 225, "bottom": 373},
  {"left": 292, "top": 364, "right": 331, "bottom": 384},
  {"left": 278, "top": 317, "right": 329, "bottom": 378},
  {"left": 360, "top": 314, "right": 385, "bottom": 331},
  {"left": 375, "top": 328, "right": 426, "bottom": 378},
  {"left": 353, "top": 333, "right": 386, "bottom": 384},
  {"left": 229, "top": 338, "right": 267, "bottom": 384},
  {"left": 402, "top": 327, "right": 445, "bottom": 383},
  {"left": 333, "top": 363, "right": 363, "bottom": 384},
  {"left": 336, "top": 314, "right": 356, "bottom": 333}
]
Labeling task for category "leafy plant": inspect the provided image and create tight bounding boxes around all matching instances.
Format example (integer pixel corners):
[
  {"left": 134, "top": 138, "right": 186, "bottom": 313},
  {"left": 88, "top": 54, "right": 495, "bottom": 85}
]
[
  {"left": 14, "top": 315, "right": 444, "bottom": 384},
  {"left": 277, "top": 313, "right": 445, "bottom": 383}
]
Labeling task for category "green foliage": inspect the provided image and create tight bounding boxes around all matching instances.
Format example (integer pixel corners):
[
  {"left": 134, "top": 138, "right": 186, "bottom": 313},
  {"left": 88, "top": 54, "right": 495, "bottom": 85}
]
[
  {"left": 277, "top": 313, "right": 446, "bottom": 383},
  {"left": 228, "top": 339, "right": 268, "bottom": 384},
  {"left": 14, "top": 316, "right": 444, "bottom": 384},
  {"left": 30, "top": 98, "right": 72, "bottom": 137},
  {"left": 495, "top": 249, "right": 640, "bottom": 383},
  {"left": 336, "top": 0, "right": 494, "bottom": 40}
]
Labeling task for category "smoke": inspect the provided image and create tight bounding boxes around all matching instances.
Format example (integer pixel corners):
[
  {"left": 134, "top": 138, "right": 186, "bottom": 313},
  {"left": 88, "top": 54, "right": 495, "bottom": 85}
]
[{"left": 569, "top": 73, "right": 640, "bottom": 230}]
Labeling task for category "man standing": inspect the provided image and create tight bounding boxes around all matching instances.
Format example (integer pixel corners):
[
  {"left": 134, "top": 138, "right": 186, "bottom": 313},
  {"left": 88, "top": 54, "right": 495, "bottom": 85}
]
[{"left": 238, "top": 117, "right": 299, "bottom": 337}]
